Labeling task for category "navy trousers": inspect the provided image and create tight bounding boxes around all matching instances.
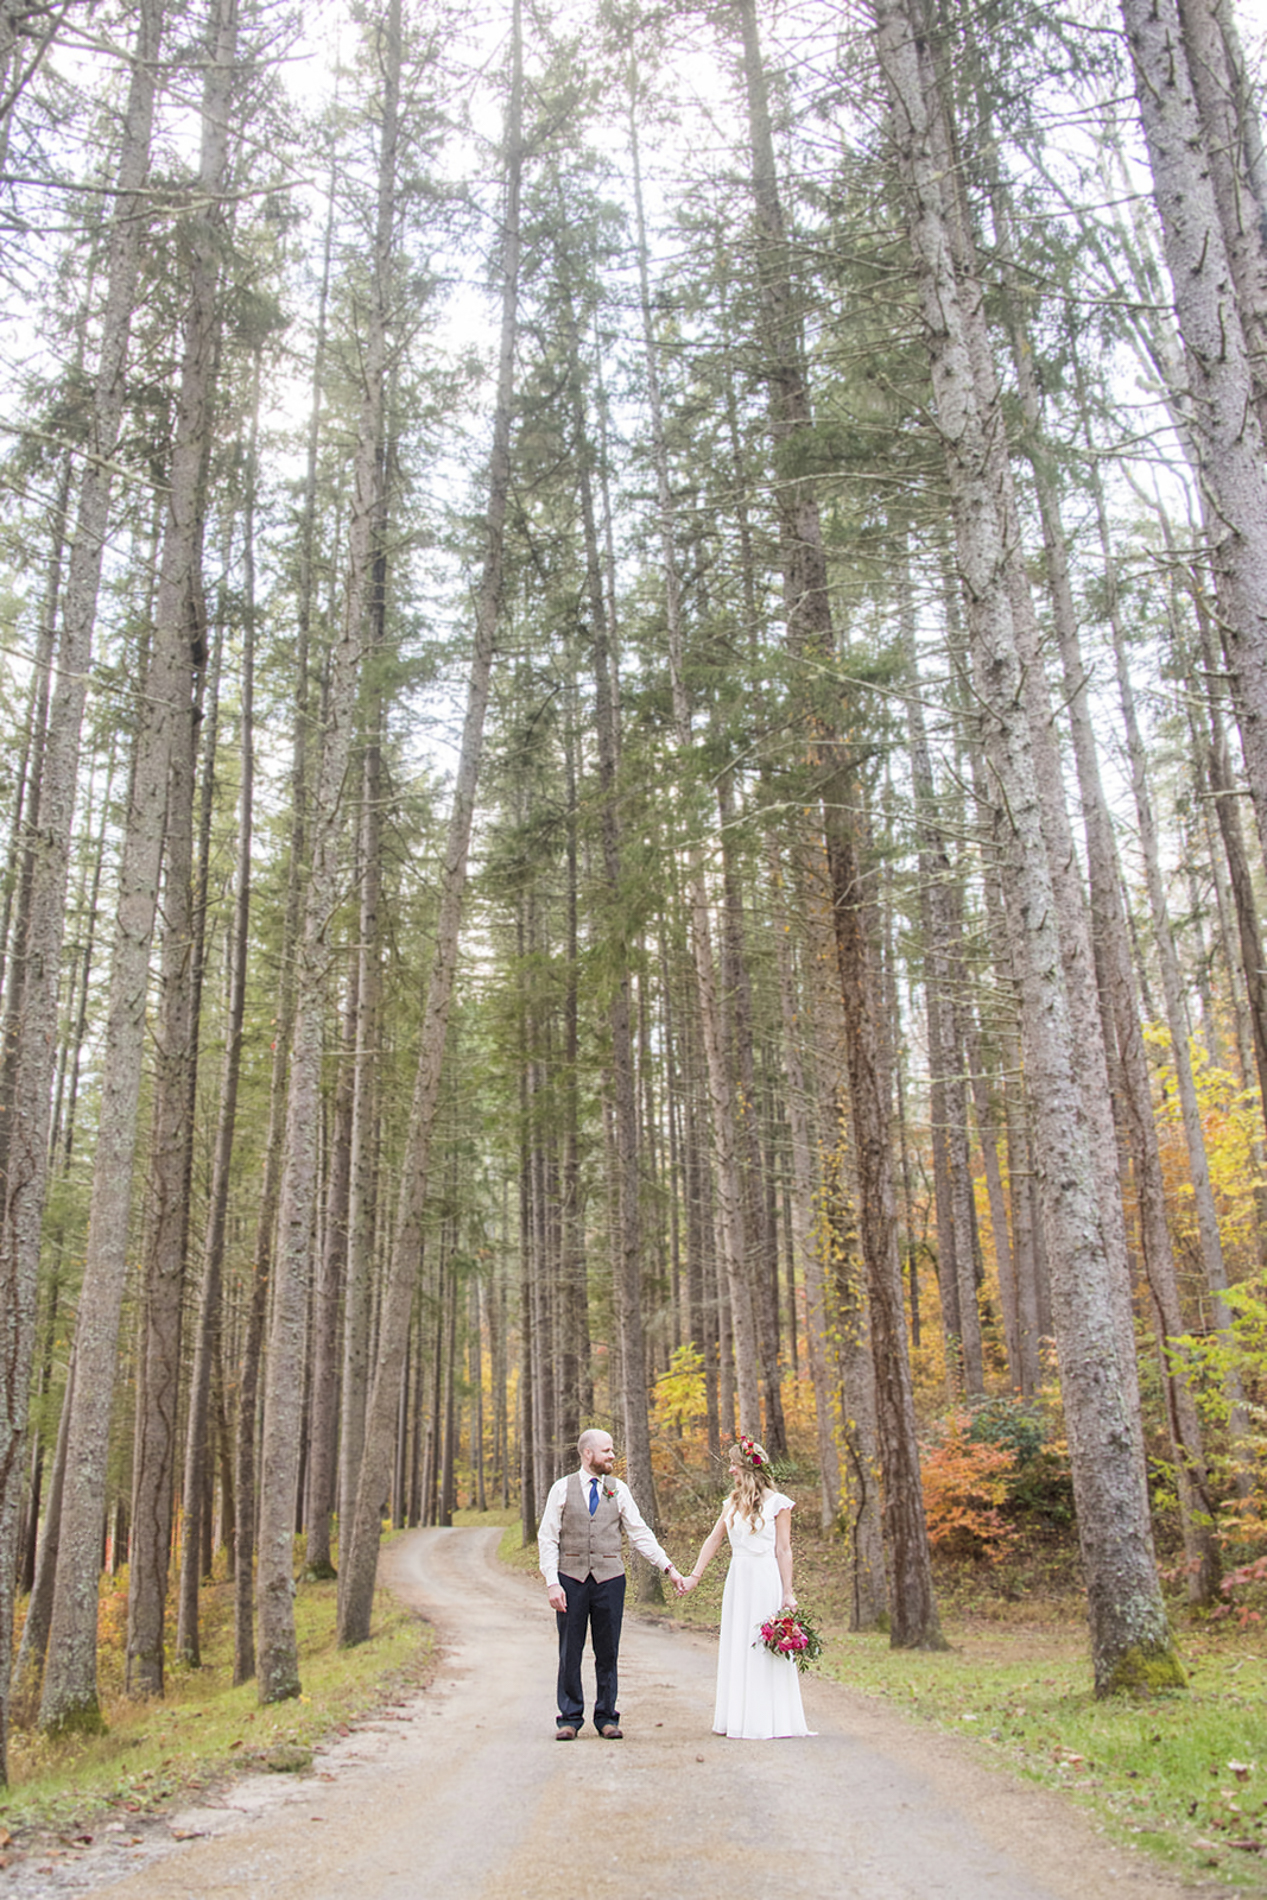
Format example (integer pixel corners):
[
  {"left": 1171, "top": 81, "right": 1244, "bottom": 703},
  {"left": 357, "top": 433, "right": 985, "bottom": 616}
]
[{"left": 556, "top": 1570, "right": 625, "bottom": 1732}]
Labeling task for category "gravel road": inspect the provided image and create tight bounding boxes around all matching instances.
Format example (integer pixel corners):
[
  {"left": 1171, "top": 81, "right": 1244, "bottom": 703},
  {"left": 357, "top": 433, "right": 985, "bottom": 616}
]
[{"left": 6, "top": 1526, "right": 1215, "bottom": 1899}]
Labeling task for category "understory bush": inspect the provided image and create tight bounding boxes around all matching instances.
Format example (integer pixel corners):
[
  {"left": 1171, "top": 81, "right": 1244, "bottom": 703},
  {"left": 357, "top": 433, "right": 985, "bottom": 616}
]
[
  {"left": 923, "top": 1398, "right": 1075, "bottom": 1562},
  {"left": 1211, "top": 1552, "right": 1267, "bottom": 1629},
  {"left": 969, "top": 1396, "right": 1075, "bottom": 1530},
  {"left": 921, "top": 1413, "right": 1018, "bottom": 1562}
]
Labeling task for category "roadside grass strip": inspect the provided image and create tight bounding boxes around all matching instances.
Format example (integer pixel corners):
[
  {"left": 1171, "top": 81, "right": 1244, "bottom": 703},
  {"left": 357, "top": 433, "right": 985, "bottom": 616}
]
[
  {"left": 1, "top": 1566, "right": 433, "bottom": 1844},
  {"left": 822, "top": 1629, "right": 1267, "bottom": 1891}
]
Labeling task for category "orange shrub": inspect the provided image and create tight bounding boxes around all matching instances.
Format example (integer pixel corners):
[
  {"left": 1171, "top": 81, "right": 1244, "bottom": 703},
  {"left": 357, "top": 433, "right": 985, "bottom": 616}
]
[{"left": 920, "top": 1413, "right": 1018, "bottom": 1563}]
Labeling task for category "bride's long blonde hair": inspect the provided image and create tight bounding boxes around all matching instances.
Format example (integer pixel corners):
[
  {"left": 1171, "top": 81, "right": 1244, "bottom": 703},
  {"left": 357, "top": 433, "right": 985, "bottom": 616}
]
[{"left": 726, "top": 1435, "right": 773, "bottom": 1533}]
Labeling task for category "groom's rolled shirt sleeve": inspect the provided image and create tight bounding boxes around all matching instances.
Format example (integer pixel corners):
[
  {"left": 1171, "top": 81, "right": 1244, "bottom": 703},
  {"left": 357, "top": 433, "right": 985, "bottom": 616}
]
[
  {"left": 615, "top": 1479, "right": 672, "bottom": 1572},
  {"left": 538, "top": 1476, "right": 568, "bottom": 1587}
]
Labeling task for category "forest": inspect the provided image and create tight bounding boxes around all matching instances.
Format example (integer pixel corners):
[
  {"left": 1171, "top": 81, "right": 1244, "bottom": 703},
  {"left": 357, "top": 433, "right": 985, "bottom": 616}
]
[{"left": 3, "top": 0, "right": 1267, "bottom": 1796}]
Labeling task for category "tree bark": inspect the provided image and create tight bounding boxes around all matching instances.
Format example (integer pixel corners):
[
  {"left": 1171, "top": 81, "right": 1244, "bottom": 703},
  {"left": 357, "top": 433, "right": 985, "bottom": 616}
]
[
  {"left": 566, "top": 282, "right": 660, "bottom": 1577},
  {"left": 336, "top": 4, "right": 521, "bottom": 1646},
  {"left": 176, "top": 364, "right": 259, "bottom": 1663},
  {"left": 0, "top": 0, "right": 162, "bottom": 1775},
  {"left": 255, "top": 0, "right": 404, "bottom": 1701},
  {"left": 876, "top": 0, "right": 1179, "bottom": 1691},
  {"left": 10, "top": 1349, "right": 73, "bottom": 1720},
  {"left": 735, "top": 0, "right": 940, "bottom": 1642},
  {"left": 1120, "top": 0, "right": 1267, "bottom": 886},
  {"left": 984, "top": 204, "right": 1219, "bottom": 1596},
  {"left": 769, "top": 838, "right": 841, "bottom": 1524},
  {"left": 40, "top": 0, "right": 231, "bottom": 1731},
  {"left": 717, "top": 768, "right": 787, "bottom": 1450},
  {"left": 898, "top": 551, "right": 981, "bottom": 1391},
  {"left": 126, "top": 558, "right": 207, "bottom": 1698},
  {"left": 1174, "top": 0, "right": 1267, "bottom": 434},
  {"left": 819, "top": 1091, "right": 887, "bottom": 1628}
]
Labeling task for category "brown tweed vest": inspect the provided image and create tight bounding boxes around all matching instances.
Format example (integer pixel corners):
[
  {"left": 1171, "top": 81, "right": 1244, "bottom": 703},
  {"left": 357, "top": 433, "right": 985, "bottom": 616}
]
[{"left": 558, "top": 1471, "right": 623, "bottom": 1583}]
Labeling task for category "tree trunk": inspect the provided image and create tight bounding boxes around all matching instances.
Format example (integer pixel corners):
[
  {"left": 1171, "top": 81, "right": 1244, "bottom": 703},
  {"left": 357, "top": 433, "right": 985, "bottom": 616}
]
[
  {"left": 1174, "top": 0, "right": 1267, "bottom": 434},
  {"left": 40, "top": 0, "right": 231, "bottom": 1732},
  {"left": 819, "top": 1093, "right": 887, "bottom": 1628},
  {"left": 966, "top": 720, "right": 1044, "bottom": 1394},
  {"left": 898, "top": 551, "right": 981, "bottom": 1391},
  {"left": 1193, "top": 583, "right": 1267, "bottom": 1123},
  {"left": 628, "top": 86, "right": 761, "bottom": 1437},
  {"left": 985, "top": 203, "right": 1219, "bottom": 1597},
  {"left": 176, "top": 380, "right": 258, "bottom": 1661},
  {"left": 127, "top": 558, "right": 207, "bottom": 1698},
  {"left": 770, "top": 838, "right": 841, "bottom": 1524},
  {"left": 1104, "top": 544, "right": 1248, "bottom": 1460},
  {"left": 735, "top": 0, "right": 941, "bottom": 1643},
  {"left": 876, "top": 0, "right": 1179, "bottom": 1691},
  {"left": 11, "top": 1349, "right": 74, "bottom": 1720},
  {"left": 308, "top": 968, "right": 354, "bottom": 1579},
  {"left": 0, "top": 434, "right": 71, "bottom": 1093},
  {"left": 256, "top": 0, "right": 403, "bottom": 1702},
  {"left": 1120, "top": 0, "right": 1267, "bottom": 886},
  {"left": 0, "top": 0, "right": 162, "bottom": 1776},
  {"left": 717, "top": 768, "right": 788, "bottom": 1452},
  {"left": 336, "top": 5, "right": 521, "bottom": 1647},
  {"left": 826, "top": 792, "right": 943, "bottom": 1648}
]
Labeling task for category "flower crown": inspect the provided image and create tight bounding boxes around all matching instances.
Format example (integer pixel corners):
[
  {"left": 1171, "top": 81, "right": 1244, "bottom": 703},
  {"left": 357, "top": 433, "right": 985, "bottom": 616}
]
[{"left": 735, "top": 1434, "right": 766, "bottom": 1471}]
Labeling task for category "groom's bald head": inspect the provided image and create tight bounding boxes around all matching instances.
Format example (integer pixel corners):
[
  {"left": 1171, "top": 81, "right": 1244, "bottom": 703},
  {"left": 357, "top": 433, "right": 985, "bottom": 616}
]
[{"left": 578, "top": 1428, "right": 616, "bottom": 1474}]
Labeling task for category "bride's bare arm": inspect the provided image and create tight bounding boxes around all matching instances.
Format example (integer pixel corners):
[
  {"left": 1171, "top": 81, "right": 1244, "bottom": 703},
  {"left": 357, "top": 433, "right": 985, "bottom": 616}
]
[
  {"left": 775, "top": 1508, "right": 796, "bottom": 1609},
  {"left": 681, "top": 1511, "right": 728, "bottom": 1592}
]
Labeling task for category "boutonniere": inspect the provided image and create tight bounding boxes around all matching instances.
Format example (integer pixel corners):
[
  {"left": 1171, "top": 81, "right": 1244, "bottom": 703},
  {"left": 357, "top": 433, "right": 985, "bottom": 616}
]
[{"left": 602, "top": 1483, "right": 617, "bottom": 1501}]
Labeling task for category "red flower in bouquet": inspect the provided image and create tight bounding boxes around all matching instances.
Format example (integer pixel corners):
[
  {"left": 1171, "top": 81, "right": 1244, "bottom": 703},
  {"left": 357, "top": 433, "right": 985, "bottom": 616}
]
[{"left": 754, "top": 1608, "right": 822, "bottom": 1673}]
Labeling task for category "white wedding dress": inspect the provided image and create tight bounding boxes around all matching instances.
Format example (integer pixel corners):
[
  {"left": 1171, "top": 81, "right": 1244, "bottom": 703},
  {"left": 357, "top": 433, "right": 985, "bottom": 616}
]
[{"left": 712, "top": 1489, "right": 811, "bottom": 1740}]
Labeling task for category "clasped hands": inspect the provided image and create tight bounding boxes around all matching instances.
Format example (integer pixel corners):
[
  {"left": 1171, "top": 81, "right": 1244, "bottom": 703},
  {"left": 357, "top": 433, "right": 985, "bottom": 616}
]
[{"left": 669, "top": 1564, "right": 697, "bottom": 1597}]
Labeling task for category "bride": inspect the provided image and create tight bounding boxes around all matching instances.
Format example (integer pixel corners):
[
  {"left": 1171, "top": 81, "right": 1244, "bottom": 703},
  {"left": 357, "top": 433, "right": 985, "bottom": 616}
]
[{"left": 680, "top": 1436, "right": 811, "bottom": 1740}]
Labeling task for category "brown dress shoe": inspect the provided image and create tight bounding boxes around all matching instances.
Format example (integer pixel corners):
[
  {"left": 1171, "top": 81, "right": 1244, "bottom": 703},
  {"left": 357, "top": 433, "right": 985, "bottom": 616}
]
[
  {"left": 555, "top": 1724, "right": 578, "bottom": 1740},
  {"left": 599, "top": 1724, "right": 623, "bottom": 1739}
]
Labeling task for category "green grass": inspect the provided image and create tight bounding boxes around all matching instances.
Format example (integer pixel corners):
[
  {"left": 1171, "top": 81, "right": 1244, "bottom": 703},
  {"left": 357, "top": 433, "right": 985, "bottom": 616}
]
[
  {"left": 1, "top": 1566, "right": 435, "bottom": 1840},
  {"left": 821, "top": 1625, "right": 1267, "bottom": 1889},
  {"left": 499, "top": 1518, "right": 543, "bottom": 1577},
  {"left": 453, "top": 1504, "right": 518, "bottom": 1529}
]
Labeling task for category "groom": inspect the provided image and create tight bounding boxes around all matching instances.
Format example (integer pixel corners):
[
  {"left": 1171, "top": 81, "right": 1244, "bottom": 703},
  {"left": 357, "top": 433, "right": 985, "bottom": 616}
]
[{"left": 538, "top": 1428, "right": 685, "bottom": 1739}]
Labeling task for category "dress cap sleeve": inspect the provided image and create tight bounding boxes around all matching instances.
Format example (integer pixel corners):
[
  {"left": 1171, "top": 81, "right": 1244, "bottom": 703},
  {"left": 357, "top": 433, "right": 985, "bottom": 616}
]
[{"left": 768, "top": 1489, "right": 794, "bottom": 1514}]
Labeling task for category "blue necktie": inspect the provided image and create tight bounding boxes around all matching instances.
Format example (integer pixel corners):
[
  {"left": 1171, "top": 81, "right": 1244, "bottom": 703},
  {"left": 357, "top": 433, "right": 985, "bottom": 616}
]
[{"left": 588, "top": 1477, "right": 599, "bottom": 1516}]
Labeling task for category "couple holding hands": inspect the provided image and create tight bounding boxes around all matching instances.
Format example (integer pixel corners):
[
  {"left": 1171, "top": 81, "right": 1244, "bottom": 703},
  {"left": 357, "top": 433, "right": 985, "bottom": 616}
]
[{"left": 538, "top": 1427, "right": 811, "bottom": 1743}]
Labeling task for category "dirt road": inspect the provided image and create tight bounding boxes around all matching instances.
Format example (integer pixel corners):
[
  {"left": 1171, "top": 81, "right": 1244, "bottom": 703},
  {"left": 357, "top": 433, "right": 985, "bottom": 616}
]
[{"left": 12, "top": 1527, "right": 1211, "bottom": 1899}]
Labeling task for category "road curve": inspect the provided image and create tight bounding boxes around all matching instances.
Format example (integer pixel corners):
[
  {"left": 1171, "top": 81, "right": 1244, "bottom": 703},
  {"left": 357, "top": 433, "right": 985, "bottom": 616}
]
[{"left": 22, "top": 1527, "right": 1198, "bottom": 1900}]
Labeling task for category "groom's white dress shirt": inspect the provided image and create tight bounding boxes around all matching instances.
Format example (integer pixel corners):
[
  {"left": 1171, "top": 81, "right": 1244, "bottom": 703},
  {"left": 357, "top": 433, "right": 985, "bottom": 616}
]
[{"left": 538, "top": 1470, "right": 672, "bottom": 1588}]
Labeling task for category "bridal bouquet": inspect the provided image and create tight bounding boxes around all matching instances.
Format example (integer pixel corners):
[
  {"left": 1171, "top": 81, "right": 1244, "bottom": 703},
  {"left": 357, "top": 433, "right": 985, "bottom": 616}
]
[{"left": 755, "top": 1608, "right": 822, "bottom": 1672}]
